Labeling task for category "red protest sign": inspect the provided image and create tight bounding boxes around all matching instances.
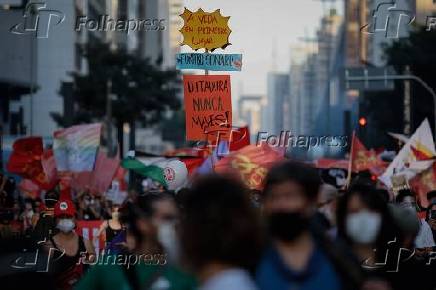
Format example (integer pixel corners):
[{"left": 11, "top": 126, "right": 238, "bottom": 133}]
[{"left": 183, "top": 75, "right": 232, "bottom": 141}]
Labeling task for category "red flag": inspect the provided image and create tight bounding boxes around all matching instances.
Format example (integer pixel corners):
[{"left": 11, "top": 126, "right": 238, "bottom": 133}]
[
  {"left": 350, "top": 134, "right": 385, "bottom": 174},
  {"left": 7, "top": 137, "right": 49, "bottom": 188},
  {"left": 315, "top": 158, "right": 349, "bottom": 170},
  {"left": 229, "top": 126, "right": 250, "bottom": 151},
  {"left": 214, "top": 143, "right": 285, "bottom": 190},
  {"left": 179, "top": 157, "right": 205, "bottom": 175}
]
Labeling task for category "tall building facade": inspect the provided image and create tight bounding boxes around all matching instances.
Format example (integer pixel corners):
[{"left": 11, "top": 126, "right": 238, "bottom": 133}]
[
  {"left": 238, "top": 95, "right": 263, "bottom": 142},
  {"left": 263, "top": 73, "right": 289, "bottom": 136}
]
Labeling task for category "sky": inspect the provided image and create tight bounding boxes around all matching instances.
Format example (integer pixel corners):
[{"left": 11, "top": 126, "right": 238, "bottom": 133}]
[{"left": 182, "top": 0, "right": 335, "bottom": 99}]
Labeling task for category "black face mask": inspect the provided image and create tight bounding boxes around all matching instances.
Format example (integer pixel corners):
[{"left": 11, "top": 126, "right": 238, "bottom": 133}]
[{"left": 267, "top": 211, "right": 309, "bottom": 242}]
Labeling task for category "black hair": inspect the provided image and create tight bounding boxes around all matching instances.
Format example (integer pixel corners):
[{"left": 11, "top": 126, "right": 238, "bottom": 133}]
[
  {"left": 136, "top": 191, "right": 176, "bottom": 216},
  {"left": 427, "top": 190, "right": 436, "bottom": 201},
  {"left": 426, "top": 201, "right": 436, "bottom": 221},
  {"left": 179, "top": 174, "right": 263, "bottom": 272},
  {"left": 375, "top": 189, "right": 390, "bottom": 204},
  {"left": 44, "top": 190, "right": 59, "bottom": 208},
  {"left": 395, "top": 189, "right": 415, "bottom": 203},
  {"left": 263, "top": 161, "right": 321, "bottom": 200}
]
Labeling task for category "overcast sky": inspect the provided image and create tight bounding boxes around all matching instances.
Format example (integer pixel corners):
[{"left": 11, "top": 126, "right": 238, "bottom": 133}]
[{"left": 181, "top": 0, "right": 336, "bottom": 99}]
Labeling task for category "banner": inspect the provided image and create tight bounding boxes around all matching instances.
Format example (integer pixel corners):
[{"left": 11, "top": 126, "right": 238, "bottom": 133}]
[
  {"left": 180, "top": 8, "right": 231, "bottom": 51},
  {"left": 76, "top": 220, "right": 104, "bottom": 254},
  {"left": 176, "top": 53, "right": 242, "bottom": 71},
  {"left": 53, "top": 123, "right": 102, "bottom": 172},
  {"left": 184, "top": 75, "right": 232, "bottom": 141},
  {"left": 214, "top": 144, "right": 285, "bottom": 190}
]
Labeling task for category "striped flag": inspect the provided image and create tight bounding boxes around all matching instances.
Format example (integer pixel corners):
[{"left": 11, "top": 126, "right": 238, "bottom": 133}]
[
  {"left": 53, "top": 123, "right": 102, "bottom": 172},
  {"left": 76, "top": 220, "right": 104, "bottom": 254}
]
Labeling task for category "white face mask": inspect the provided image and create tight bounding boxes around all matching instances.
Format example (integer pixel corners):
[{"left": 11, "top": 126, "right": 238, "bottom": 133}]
[
  {"left": 57, "top": 218, "right": 75, "bottom": 233},
  {"left": 346, "top": 211, "right": 381, "bottom": 244},
  {"left": 157, "top": 222, "right": 179, "bottom": 264}
]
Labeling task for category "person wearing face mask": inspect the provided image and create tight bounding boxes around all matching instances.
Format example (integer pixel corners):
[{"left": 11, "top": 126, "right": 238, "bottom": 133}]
[
  {"left": 396, "top": 189, "right": 435, "bottom": 251},
  {"left": 256, "top": 161, "right": 363, "bottom": 290},
  {"left": 336, "top": 183, "right": 397, "bottom": 290},
  {"left": 45, "top": 199, "right": 95, "bottom": 290},
  {"left": 75, "top": 201, "right": 196, "bottom": 290},
  {"left": 141, "top": 191, "right": 180, "bottom": 265}
]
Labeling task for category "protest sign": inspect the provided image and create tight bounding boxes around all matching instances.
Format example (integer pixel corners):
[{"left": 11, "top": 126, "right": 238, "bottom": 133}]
[
  {"left": 176, "top": 53, "right": 242, "bottom": 71},
  {"left": 183, "top": 75, "right": 232, "bottom": 141},
  {"left": 180, "top": 8, "right": 231, "bottom": 51}
]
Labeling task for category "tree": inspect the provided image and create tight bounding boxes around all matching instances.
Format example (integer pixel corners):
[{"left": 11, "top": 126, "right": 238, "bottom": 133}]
[{"left": 52, "top": 42, "right": 181, "bottom": 154}]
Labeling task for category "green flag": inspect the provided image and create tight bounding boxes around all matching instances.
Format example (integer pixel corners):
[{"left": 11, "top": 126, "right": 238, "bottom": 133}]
[{"left": 121, "top": 158, "right": 167, "bottom": 186}]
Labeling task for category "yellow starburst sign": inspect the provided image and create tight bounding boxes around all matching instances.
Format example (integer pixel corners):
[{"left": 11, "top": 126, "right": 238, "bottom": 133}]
[{"left": 179, "top": 8, "right": 231, "bottom": 51}]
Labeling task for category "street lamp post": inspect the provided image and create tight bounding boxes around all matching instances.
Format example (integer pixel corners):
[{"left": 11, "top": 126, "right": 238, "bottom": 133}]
[{"left": 345, "top": 73, "right": 436, "bottom": 138}]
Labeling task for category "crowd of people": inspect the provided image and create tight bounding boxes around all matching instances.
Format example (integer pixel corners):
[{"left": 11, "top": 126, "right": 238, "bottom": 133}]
[{"left": 1, "top": 161, "right": 436, "bottom": 290}]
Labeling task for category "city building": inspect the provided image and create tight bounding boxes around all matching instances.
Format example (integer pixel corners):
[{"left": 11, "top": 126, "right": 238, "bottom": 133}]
[
  {"left": 238, "top": 95, "right": 263, "bottom": 142},
  {"left": 263, "top": 73, "right": 290, "bottom": 136}
]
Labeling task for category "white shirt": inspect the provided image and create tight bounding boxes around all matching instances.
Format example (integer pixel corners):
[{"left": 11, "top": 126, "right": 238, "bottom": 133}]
[
  {"left": 200, "top": 268, "right": 258, "bottom": 290},
  {"left": 415, "top": 219, "right": 436, "bottom": 248}
]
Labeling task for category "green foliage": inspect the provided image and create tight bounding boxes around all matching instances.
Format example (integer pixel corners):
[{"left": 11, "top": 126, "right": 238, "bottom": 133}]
[{"left": 52, "top": 42, "right": 181, "bottom": 127}]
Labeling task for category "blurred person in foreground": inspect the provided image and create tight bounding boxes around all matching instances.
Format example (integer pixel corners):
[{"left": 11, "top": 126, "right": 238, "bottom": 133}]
[
  {"left": 140, "top": 191, "right": 181, "bottom": 265},
  {"left": 336, "top": 183, "right": 397, "bottom": 290},
  {"left": 179, "top": 174, "right": 263, "bottom": 290},
  {"left": 256, "top": 161, "right": 362, "bottom": 290},
  {"left": 75, "top": 200, "right": 196, "bottom": 290},
  {"left": 45, "top": 199, "right": 95, "bottom": 290}
]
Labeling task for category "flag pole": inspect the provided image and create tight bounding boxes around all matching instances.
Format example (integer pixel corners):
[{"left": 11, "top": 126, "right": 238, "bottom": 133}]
[{"left": 345, "top": 131, "right": 356, "bottom": 189}]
